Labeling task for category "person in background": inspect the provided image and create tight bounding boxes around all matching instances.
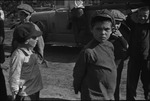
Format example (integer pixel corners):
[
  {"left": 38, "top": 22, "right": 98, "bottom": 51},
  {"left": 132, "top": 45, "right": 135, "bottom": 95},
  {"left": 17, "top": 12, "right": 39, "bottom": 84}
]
[
  {"left": 73, "top": 9, "right": 117, "bottom": 100},
  {"left": 9, "top": 22, "right": 43, "bottom": 101},
  {"left": 126, "top": 6, "right": 150, "bottom": 100},
  {"left": 70, "top": 0, "right": 87, "bottom": 46},
  {"left": 11, "top": 4, "right": 46, "bottom": 66},
  {"left": 109, "top": 9, "right": 130, "bottom": 100},
  {"left": 0, "top": 6, "right": 8, "bottom": 101}
]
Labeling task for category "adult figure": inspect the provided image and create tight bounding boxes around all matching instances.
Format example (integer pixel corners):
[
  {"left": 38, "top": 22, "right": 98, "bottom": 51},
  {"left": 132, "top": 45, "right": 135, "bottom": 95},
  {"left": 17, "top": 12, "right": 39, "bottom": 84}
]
[
  {"left": 70, "top": 0, "right": 87, "bottom": 46},
  {"left": 0, "top": 6, "right": 8, "bottom": 101},
  {"left": 126, "top": 6, "right": 150, "bottom": 100}
]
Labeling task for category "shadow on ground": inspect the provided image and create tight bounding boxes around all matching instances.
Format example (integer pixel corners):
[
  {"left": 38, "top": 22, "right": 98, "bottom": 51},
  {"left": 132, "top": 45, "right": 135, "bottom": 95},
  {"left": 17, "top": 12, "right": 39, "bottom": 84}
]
[
  {"left": 43, "top": 44, "right": 82, "bottom": 63},
  {"left": 39, "top": 98, "right": 70, "bottom": 101},
  {"left": 7, "top": 95, "right": 71, "bottom": 101}
]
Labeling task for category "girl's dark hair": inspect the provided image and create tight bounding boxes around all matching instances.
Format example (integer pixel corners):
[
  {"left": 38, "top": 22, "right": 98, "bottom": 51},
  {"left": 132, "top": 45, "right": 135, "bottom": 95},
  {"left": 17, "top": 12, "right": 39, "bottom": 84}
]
[{"left": 91, "top": 16, "right": 113, "bottom": 28}]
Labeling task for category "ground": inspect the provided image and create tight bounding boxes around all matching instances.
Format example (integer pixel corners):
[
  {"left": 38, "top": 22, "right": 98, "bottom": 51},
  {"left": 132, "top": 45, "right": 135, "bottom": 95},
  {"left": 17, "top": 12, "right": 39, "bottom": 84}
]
[{"left": 2, "top": 27, "right": 145, "bottom": 100}]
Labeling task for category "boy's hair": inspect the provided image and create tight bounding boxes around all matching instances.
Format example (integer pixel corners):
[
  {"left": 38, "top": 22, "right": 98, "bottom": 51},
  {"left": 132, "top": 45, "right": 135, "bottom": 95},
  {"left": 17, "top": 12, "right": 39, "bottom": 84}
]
[
  {"left": 91, "top": 16, "right": 113, "bottom": 28},
  {"left": 138, "top": 6, "right": 149, "bottom": 12},
  {"left": 90, "top": 9, "right": 115, "bottom": 28}
]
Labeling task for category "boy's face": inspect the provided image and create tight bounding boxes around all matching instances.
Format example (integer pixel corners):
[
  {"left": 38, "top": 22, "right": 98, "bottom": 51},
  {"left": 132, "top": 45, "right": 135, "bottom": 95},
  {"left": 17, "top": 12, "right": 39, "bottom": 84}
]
[
  {"left": 91, "top": 21, "right": 112, "bottom": 43},
  {"left": 26, "top": 37, "right": 38, "bottom": 48},
  {"left": 18, "top": 11, "right": 28, "bottom": 22},
  {"left": 137, "top": 10, "right": 149, "bottom": 24},
  {"left": 115, "top": 20, "right": 122, "bottom": 29}
]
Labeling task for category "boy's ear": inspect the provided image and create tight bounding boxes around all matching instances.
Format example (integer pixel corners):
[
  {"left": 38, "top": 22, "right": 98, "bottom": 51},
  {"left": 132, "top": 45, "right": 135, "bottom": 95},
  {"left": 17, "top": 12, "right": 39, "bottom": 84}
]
[{"left": 90, "top": 28, "right": 94, "bottom": 34}]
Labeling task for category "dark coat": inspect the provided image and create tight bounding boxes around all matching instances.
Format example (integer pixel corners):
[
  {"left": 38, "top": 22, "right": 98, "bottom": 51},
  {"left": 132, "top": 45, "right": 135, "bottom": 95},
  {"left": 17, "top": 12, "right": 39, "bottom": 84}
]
[
  {"left": 0, "top": 19, "right": 7, "bottom": 100},
  {"left": 73, "top": 39, "right": 117, "bottom": 100},
  {"left": 0, "top": 20, "right": 5, "bottom": 63}
]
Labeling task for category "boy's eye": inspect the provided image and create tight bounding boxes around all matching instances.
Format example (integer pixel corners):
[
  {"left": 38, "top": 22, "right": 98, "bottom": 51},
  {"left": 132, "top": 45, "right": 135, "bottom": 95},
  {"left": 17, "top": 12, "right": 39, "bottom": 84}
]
[
  {"left": 95, "top": 28, "right": 102, "bottom": 31},
  {"left": 95, "top": 27, "right": 111, "bottom": 32},
  {"left": 18, "top": 12, "right": 25, "bottom": 16},
  {"left": 115, "top": 20, "right": 121, "bottom": 25},
  {"left": 96, "top": 28, "right": 111, "bottom": 32},
  {"left": 105, "top": 28, "right": 111, "bottom": 31}
]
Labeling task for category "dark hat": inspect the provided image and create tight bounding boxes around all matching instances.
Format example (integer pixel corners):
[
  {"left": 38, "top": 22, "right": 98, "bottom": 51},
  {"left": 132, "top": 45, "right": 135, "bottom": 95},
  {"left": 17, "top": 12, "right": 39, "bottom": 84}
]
[
  {"left": 14, "top": 22, "right": 42, "bottom": 43},
  {"left": 17, "top": 4, "right": 34, "bottom": 15},
  {"left": 110, "top": 9, "right": 126, "bottom": 21},
  {"left": 92, "top": 9, "right": 115, "bottom": 24}
]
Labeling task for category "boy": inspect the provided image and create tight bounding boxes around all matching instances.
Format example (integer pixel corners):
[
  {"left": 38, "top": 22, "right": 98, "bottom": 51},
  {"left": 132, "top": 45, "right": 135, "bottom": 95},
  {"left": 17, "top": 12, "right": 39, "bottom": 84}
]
[
  {"left": 109, "top": 9, "right": 130, "bottom": 100},
  {"left": 9, "top": 22, "right": 43, "bottom": 101},
  {"left": 73, "top": 9, "right": 117, "bottom": 100}
]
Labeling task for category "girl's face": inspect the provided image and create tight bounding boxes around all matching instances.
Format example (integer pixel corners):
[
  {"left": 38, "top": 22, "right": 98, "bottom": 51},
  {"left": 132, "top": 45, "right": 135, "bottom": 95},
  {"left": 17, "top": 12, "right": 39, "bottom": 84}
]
[
  {"left": 91, "top": 21, "right": 112, "bottom": 43},
  {"left": 26, "top": 37, "right": 38, "bottom": 48}
]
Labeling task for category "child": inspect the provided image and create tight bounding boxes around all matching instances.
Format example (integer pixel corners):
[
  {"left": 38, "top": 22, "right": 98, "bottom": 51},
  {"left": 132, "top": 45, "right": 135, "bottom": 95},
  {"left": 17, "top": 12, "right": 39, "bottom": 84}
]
[
  {"left": 73, "top": 9, "right": 117, "bottom": 100},
  {"left": 11, "top": 4, "right": 46, "bottom": 67},
  {"left": 109, "top": 9, "right": 130, "bottom": 100},
  {"left": 9, "top": 22, "right": 43, "bottom": 101}
]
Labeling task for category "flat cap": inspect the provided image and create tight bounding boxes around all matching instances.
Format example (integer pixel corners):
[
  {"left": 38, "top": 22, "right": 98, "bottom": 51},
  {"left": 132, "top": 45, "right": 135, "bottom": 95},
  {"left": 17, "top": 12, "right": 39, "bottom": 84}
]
[
  {"left": 17, "top": 4, "right": 34, "bottom": 15},
  {"left": 14, "top": 22, "right": 42, "bottom": 43},
  {"left": 92, "top": 9, "right": 115, "bottom": 24},
  {"left": 110, "top": 9, "right": 126, "bottom": 21}
]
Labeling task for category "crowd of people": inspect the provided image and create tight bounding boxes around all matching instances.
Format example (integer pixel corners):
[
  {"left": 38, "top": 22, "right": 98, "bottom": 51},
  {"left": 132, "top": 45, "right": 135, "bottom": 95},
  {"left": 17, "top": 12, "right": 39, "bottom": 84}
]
[
  {"left": 0, "top": 1, "right": 149, "bottom": 101},
  {"left": 73, "top": 3, "right": 150, "bottom": 101}
]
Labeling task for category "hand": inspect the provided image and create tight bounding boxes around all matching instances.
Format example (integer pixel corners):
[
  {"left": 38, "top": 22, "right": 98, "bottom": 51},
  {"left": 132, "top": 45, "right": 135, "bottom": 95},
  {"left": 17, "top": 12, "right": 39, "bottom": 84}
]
[
  {"left": 73, "top": 82, "right": 81, "bottom": 94},
  {"left": 112, "top": 30, "right": 122, "bottom": 37},
  {"left": 146, "top": 92, "right": 150, "bottom": 100},
  {"left": 12, "top": 95, "right": 16, "bottom": 101},
  {"left": 41, "top": 59, "right": 49, "bottom": 68},
  {"left": 74, "top": 87, "right": 79, "bottom": 94},
  {"left": 11, "top": 92, "right": 17, "bottom": 101},
  {"left": 0, "top": 64, "right": 9, "bottom": 71}
]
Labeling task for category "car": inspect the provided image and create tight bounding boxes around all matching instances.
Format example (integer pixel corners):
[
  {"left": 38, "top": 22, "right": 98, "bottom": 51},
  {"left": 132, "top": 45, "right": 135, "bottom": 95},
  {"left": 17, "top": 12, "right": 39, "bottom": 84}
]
[{"left": 30, "top": 0, "right": 146, "bottom": 47}]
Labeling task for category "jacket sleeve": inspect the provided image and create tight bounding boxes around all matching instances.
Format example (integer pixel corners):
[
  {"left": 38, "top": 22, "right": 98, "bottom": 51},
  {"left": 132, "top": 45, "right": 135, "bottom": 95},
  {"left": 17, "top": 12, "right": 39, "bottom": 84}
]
[
  {"left": 9, "top": 51, "right": 24, "bottom": 94},
  {"left": 0, "top": 44, "right": 5, "bottom": 63},
  {"left": 111, "top": 30, "right": 129, "bottom": 50},
  {"left": 0, "top": 20, "right": 4, "bottom": 44},
  {"left": 33, "top": 23, "right": 45, "bottom": 59},
  {"left": 73, "top": 49, "right": 88, "bottom": 93},
  {"left": 117, "top": 36, "right": 128, "bottom": 50},
  {"left": 37, "top": 36, "right": 44, "bottom": 56},
  {"left": 0, "top": 20, "right": 5, "bottom": 63}
]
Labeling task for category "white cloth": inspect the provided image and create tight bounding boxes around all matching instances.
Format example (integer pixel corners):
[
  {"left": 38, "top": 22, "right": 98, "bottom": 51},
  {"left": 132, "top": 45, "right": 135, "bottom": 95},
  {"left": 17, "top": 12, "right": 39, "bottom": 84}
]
[
  {"left": 9, "top": 47, "right": 43, "bottom": 96},
  {"left": 0, "top": 10, "right": 4, "bottom": 20}
]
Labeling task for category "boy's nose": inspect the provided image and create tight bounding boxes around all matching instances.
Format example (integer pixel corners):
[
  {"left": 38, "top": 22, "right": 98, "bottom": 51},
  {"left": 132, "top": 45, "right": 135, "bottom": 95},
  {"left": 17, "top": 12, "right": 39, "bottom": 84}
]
[{"left": 101, "top": 30, "right": 106, "bottom": 35}]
